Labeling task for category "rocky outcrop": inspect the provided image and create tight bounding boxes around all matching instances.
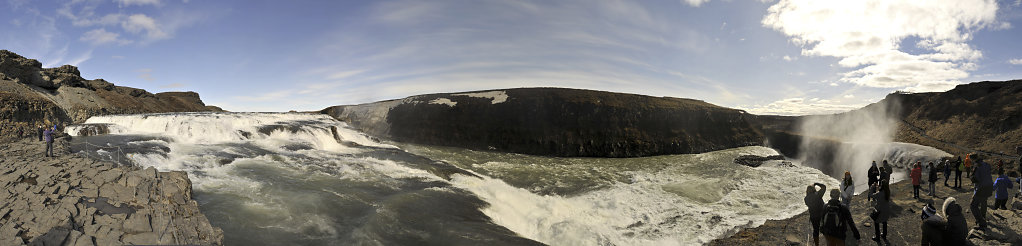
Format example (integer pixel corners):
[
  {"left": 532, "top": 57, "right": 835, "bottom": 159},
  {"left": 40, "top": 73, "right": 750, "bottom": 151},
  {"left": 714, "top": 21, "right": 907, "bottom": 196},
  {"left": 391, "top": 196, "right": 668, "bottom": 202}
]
[
  {"left": 323, "top": 88, "right": 763, "bottom": 157},
  {"left": 733, "top": 154, "right": 785, "bottom": 167},
  {"left": 0, "top": 50, "right": 222, "bottom": 142},
  {"left": 0, "top": 138, "right": 223, "bottom": 245}
]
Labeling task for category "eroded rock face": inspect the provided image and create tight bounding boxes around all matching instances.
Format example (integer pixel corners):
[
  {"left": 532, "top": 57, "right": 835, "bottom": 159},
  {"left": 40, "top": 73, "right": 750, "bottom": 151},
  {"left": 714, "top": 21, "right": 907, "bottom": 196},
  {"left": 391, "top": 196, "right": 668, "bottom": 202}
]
[
  {"left": 0, "top": 139, "right": 223, "bottom": 246},
  {"left": 324, "top": 88, "right": 763, "bottom": 157},
  {"left": 0, "top": 50, "right": 222, "bottom": 142}
]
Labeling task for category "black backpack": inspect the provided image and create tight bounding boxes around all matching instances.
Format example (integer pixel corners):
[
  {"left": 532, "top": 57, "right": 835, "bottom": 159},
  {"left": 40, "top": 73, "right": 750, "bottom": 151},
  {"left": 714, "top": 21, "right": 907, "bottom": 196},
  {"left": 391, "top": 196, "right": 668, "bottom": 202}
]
[{"left": 820, "top": 203, "right": 845, "bottom": 236}]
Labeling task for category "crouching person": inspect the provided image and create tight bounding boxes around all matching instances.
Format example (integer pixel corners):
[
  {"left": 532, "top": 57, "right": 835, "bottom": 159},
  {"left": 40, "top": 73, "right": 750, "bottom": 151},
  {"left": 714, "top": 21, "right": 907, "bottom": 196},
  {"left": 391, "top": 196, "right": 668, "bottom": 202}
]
[{"left": 820, "top": 189, "right": 860, "bottom": 246}]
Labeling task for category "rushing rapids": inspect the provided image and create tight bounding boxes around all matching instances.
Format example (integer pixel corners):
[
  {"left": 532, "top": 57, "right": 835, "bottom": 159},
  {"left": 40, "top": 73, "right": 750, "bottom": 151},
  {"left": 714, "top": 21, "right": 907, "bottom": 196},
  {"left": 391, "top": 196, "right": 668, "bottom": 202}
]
[{"left": 64, "top": 112, "right": 946, "bottom": 245}]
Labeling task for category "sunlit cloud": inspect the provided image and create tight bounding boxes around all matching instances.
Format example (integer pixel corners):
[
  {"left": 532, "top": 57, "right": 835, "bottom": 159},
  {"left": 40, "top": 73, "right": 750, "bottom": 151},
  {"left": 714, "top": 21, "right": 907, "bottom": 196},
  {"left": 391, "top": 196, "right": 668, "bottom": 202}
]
[{"left": 763, "top": 0, "right": 1001, "bottom": 92}]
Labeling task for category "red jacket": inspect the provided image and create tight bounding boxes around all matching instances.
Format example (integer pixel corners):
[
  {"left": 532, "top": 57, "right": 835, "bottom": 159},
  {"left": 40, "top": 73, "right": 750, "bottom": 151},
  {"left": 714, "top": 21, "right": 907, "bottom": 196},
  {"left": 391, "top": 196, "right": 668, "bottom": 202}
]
[{"left": 911, "top": 166, "right": 922, "bottom": 185}]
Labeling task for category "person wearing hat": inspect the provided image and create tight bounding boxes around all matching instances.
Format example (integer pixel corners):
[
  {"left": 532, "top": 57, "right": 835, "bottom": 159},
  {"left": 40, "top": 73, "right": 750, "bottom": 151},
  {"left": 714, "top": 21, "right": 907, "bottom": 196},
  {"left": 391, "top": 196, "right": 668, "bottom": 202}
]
[
  {"left": 943, "top": 197, "right": 969, "bottom": 245},
  {"left": 820, "top": 189, "right": 860, "bottom": 246},
  {"left": 919, "top": 204, "right": 948, "bottom": 246}
]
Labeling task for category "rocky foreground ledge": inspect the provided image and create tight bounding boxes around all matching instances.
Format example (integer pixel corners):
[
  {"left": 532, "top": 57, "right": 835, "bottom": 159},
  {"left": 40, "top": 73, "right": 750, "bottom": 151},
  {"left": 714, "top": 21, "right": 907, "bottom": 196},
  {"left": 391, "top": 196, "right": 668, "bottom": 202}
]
[{"left": 0, "top": 138, "right": 222, "bottom": 245}]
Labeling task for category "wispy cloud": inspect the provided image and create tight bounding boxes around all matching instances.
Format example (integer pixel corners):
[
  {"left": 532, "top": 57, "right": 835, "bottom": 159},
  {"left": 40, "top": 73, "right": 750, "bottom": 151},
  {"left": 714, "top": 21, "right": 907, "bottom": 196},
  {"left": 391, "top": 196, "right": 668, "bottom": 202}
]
[
  {"left": 1009, "top": 58, "right": 1022, "bottom": 65},
  {"left": 136, "top": 68, "right": 155, "bottom": 81},
  {"left": 80, "top": 28, "right": 131, "bottom": 45}
]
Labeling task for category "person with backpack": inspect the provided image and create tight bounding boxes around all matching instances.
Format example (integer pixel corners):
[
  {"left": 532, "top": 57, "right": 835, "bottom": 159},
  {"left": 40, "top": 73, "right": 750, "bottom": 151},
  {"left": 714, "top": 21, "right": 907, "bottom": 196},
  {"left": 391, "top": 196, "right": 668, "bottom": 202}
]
[
  {"left": 943, "top": 197, "right": 968, "bottom": 245},
  {"left": 839, "top": 171, "right": 854, "bottom": 207},
  {"left": 919, "top": 204, "right": 948, "bottom": 246},
  {"left": 943, "top": 159, "right": 951, "bottom": 187},
  {"left": 805, "top": 182, "right": 827, "bottom": 246},
  {"left": 993, "top": 169, "right": 1013, "bottom": 210},
  {"left": 954, "top": 156, "right": 964, "bottom": 188},
  {"left": 971, "top": 155, "right": 994, "bottom": 230},
  {"left": 928, "top": 162, "right": 939, "bottom": 197},
  {"left": 870, "top": 179, "right": 891, "bottom": 243},
  {"left": 867, "top": 161, "right": 880, "bottom": 202},
  {"left": 911, "top": 162, "right": 923, "bottom": 199},
  {"left": 821, "top": 189, "right": 860, "bottom": 246}
]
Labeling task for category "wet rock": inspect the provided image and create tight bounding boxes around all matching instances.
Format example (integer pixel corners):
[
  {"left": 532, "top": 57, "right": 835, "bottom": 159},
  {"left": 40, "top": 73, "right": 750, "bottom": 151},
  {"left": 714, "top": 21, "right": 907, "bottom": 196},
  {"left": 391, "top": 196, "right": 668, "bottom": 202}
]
[
  {"left": 733, "top": 154, "right": 785, "bottom": 167},
  {"left": 0, "top": 139, "right": 222, "bottom": 245}
]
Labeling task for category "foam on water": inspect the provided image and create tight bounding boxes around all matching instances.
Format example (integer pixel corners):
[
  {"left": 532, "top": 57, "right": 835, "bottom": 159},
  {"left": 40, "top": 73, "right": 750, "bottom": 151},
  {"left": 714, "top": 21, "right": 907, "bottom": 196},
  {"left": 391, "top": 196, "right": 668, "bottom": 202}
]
[
  {"left": 67, "top": 112, "right": 953, "bottom": 245},
  {"left": 444, "top": 146, "right": 840, "bottom": 245}
]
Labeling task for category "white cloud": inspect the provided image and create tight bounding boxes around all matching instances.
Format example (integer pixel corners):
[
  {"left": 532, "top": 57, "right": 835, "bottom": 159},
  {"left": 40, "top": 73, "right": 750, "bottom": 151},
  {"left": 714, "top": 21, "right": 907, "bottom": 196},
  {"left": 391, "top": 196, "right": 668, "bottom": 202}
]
[
  {"left": 683, "top": 0, "right": 711, "bottom": 7},
  {"left": 1009, "top": 58, "right": 1022, "bottom": 65},
  {"left": 80, "top": 28, "right": 131, "bottom": 45},
  {"left": 122, "top": 14, "right": 169, "bottom": 41},
  {"left": 115, "top": 0, "right": 161, "bottom": 6},
  {"left": 742, "top": 97, "right": 865, "bottom": 116},
  {"left": 762, "top": 0, "right": 999, "bottom": 92},
  {"left": 782, "top": 55, "right": 796, "bottom": 61}
]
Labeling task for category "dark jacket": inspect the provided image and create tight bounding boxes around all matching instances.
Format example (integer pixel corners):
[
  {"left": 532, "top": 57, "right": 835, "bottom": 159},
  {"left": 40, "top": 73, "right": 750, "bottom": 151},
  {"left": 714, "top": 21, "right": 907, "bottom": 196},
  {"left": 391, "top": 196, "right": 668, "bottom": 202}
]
[
  {"left": 974, "top": 160, "right": 993, "bottom": 187},
  {"left": 920, "top": 215, "right": 949, "bottom": 246},
  {"left": 928, "top": 165, "right": 939, "bottom": 182},
  {"left": 821, "top": 199, "right": 860, "bottom": 240},
  {"left": 943, "top": 198, "right": 968, "bottom": 245},
  {"left": 871, "top": 189, "right": 890, "bottom": 222},
  {"left": 868, "top": 165, "right": 880, "bottom": 184},
  {"left": 805, "top": 183, "right": 827, "bottom": 223}
]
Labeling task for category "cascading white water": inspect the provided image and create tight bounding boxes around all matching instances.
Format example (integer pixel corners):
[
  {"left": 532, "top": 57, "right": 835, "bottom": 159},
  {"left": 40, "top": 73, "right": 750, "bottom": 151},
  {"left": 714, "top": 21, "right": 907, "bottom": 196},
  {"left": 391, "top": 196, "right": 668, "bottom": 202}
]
[{"left": 65, "top": 112, "right": 953, "bottom": 245}]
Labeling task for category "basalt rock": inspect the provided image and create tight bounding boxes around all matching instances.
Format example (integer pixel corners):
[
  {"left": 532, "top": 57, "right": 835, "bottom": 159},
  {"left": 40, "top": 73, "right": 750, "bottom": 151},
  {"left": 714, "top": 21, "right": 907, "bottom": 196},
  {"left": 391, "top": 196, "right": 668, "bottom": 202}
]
[
  {"left": 323, "top": 88, "right": 763, "bottom": 157},
  {"left": 733, "top": 154, "right": 785, "bottom": 167},
  {"left": 0, "top": 50, "right": 222, "bottom": 142}
]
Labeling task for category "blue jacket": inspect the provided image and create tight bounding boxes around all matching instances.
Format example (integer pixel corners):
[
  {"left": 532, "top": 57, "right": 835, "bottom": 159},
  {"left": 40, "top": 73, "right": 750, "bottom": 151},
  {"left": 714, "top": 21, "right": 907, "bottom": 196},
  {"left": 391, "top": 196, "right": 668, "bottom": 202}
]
[
  {"left": 43, "top": 129, "right": 53, "bottom": 142},
  {"left": 993, "top": 175, "right": 1013, "bottom": 199}
]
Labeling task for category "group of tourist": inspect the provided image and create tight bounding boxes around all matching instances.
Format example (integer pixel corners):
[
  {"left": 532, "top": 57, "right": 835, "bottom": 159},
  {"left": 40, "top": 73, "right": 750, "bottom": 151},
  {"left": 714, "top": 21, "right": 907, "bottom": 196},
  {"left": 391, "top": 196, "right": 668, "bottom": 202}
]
[{"left": 805, "top": 149, "right": 1022, "bottom": 246}]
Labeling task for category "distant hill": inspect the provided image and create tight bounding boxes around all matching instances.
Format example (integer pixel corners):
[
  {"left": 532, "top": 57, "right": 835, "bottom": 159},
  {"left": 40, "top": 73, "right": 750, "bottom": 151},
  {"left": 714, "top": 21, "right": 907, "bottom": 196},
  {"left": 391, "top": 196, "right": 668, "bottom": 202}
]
[
  {"left": 0, "top": 50, "right": 221, "bottom": 142},
  {"left": 761, "top": 80, "right": 1022, "bottom": 162},
  {"left": 322, "top": 88, "right": 763, "bottom": 158}
]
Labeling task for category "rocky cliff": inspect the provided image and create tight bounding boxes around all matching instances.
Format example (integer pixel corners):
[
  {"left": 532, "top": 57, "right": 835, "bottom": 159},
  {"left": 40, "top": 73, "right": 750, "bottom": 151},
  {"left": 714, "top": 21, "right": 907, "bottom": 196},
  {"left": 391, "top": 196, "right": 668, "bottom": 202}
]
[
  {"left": 0, "top": 50, "right": 222, "bottom": 142},
  {"left": 758, "top": 80, "right": 1022, "bottom": 167},
  {"left": 322, "top": 88, "right": 763, "bottom": 157}
]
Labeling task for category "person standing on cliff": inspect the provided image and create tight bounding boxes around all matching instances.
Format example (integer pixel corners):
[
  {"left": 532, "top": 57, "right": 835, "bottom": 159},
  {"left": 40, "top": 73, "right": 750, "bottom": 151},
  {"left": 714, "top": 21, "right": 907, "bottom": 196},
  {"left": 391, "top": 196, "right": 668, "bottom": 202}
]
[
  {"left": 928, "top": 162, "right": 939, "bottom": 197},
  {"left": 911, "top": 162, "right": 923, "bottom": 199},
  {"left": 870, "top": 180, "right": 891, "bottom": 243},
  {"left": 943, "top": 159, "right": 952, "bottom": 187},
  {"left": 964, "top": 153, "right": 973, "bottom": 179},
  {"left": 954, "top": 156, "right": 964, "bottom": 188},
  {"left": 970, "top": 154, "right": 993, "bottom": 231},
  {"left": 867, "top": 161, "right": 880, "bottom": 202},
  {"left": 43, "top": 127, "right": 54, "bottom": 157},
  {"left": 37, "top": 125, "right": 43, "bottom": 141},
  {"left": 805, "top": 182, "right": 827, "bottom": 246},
  {"left": 879, "top": 160, "right": 892, "bottom": 186},
  {"left": 840, "top": 172, "right": 854, "bottom": 207},
  {"left": 992, "top": 169, "right": 1012, "bottom": 210},
  {"left": 820, "top": 189, "right": 860, "bottom": 246}
]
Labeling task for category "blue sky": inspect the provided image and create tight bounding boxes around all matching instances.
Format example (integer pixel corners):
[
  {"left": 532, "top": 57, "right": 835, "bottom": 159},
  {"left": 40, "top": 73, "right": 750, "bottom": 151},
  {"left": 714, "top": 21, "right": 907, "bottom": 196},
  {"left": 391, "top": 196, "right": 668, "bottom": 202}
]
[{"left": 3, "top": 0, "right": 1021, "bottom": 115}]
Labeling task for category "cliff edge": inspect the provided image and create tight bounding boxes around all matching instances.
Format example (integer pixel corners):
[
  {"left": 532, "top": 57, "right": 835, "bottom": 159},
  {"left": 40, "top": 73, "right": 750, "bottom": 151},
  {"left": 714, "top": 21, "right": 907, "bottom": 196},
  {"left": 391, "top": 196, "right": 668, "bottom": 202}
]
[
  {"left": 322, "top": 88, "right": 763, "bottom": 157},
  {"left": 0, "top": 50, "right": 222, "bottom": 142}
]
